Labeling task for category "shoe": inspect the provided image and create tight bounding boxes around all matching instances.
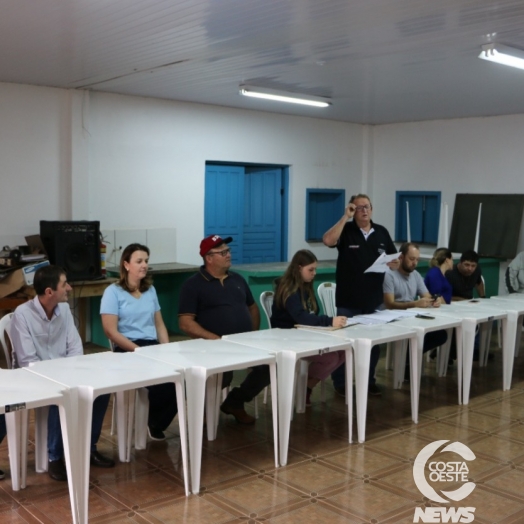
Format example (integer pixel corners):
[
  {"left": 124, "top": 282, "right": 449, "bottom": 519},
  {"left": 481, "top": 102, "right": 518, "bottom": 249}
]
[
  {"left": 368, "top": 384, "right": 382, "bottom": 396},
  {"left": 220, "top": 404, "right": 256, "bottom": 425},
  {"left": 334, "top": 386, "right": 346, "bottom": 397},
  {"left": 48, "top": 459, "right": 67, "bottom": 481},
  {"left": 147, "top": 426, "right": 166, "bottom": 441},
  {"left": 305, "top": 388, "right": 312, "bottom": 407},
  {"left": 0, "top": 469, "right": 4, "bottom": 480},
  {"left": 90, "top": 451, "right": 115, "bottom": 468}
]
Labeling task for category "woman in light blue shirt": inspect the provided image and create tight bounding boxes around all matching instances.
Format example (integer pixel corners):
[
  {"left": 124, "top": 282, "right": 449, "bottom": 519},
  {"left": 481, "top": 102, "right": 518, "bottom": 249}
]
[{"left": 101, "top": 243, "right": 177, "bottom": 441}]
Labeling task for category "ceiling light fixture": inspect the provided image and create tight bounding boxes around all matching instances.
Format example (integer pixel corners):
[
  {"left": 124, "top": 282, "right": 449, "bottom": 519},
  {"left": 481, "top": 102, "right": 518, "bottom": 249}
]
[
  {"left": 479, "top": 43, "right": 524, "bottom": 71},
  {"left": 239, "top": 85, "right": 331, "bottom": 108}
]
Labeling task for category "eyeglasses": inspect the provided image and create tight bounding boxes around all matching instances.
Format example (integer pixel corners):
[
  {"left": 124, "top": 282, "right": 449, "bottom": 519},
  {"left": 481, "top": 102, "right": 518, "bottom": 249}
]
[
  {"left": 208, "top": 248, "right": 231, "bottom": 257},
  {"left": 355, "top": 205, "right": 371, "bottom": 212}
]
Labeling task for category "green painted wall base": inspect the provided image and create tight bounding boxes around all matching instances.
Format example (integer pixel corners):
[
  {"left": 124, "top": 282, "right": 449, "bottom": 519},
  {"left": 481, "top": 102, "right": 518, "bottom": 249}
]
[{"left": 89, "top": 258, "right": 501, "bottom": 343}]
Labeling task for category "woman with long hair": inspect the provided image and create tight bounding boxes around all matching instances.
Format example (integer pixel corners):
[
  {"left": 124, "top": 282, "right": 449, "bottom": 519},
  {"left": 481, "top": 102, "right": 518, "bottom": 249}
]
[
  {"left": 271, "top": 249, "right": 347, "bottom": 405},
  {"left": 424, "top": 247, "right": 453, "bottom": 304},
  {"left": 101, "top": 243, "right": 177, "bottom": 441}
]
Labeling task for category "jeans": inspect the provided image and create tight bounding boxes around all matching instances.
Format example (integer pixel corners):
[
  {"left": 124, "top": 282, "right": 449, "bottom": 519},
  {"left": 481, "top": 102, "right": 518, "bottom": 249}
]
[
  {"left": 48, "top": 394, "right": 110, "bottom": 462},
  {"left": 331, "top": 307, "right": 381, "bottom": 388}
]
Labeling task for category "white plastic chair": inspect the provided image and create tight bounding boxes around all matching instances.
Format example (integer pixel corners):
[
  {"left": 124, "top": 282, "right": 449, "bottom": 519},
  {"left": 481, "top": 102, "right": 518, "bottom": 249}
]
[
  {"left": 479, "top": 275, "right": 497, "bottom": 363},
  {"left": 0, "top": 313, "right": 49, "bottom": 474},
  {"left": 317, "top": 282, "right": 336, "bottom": 317},
  {"left": 0, "top": 313, "right": 14, "bottom": 369},
  {"left": 260, "top": 291, "right": 274, "bottom": 327},
  {"left": 259, "top": 292, "right": 275, "bottom": 412},
  {"left": 108, "top": 339, "right": 150, "bottom": 450}
]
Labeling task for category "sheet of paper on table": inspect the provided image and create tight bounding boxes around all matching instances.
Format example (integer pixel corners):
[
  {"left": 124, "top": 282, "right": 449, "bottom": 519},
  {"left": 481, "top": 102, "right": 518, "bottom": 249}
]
[
  {"left": 295, "top": 318, "right": 361, "bottom": 330},
  {"left": 353, "top": 309, "right": 418, "bottom": 325}
]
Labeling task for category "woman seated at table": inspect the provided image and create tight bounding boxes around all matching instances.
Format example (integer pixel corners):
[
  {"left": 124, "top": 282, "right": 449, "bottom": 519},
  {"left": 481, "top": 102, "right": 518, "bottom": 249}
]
[
  {"left": 101, "top": 243, "right": 177, "bottom": 441},
  {"left": 424, "top": 247, "right": 453, "bottom": 304},
  {"left": 271, "top": 249, "right": 347, "bottom": 406}
]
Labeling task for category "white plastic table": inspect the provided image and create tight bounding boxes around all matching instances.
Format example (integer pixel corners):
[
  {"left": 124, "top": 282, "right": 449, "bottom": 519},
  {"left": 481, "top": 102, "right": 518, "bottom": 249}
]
[
  {"left": 307, "top": 323, "right": 418, "bottom": 443},
  {"left": 0, "top": 368, "right": 78, "bottom": 522},
  {"left": 455, "top": 298, "right": 521, "bottom": 382},
  {"left": 424, "top": 303, "right": 508, "bottom": 404},
  {"left": 136, "top": 339, "right": 278, "bottom": 495},
  {"left": 222, "top": 328, "right": 352, "bottom": 462},
  {"left": 392, "top": 315, "right": 463, "bottom": 400},
  {"left": 25, "top": 351, "right": 188, "bottom": 524},
  {"left": 488, "top": 295, "right": 524, "bottom": 358}
]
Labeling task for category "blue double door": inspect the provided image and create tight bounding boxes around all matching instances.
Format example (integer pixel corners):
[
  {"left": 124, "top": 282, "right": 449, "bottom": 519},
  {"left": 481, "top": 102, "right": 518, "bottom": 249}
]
[{"left": 205, "top": 165, "right": 286, "bottom": 264}]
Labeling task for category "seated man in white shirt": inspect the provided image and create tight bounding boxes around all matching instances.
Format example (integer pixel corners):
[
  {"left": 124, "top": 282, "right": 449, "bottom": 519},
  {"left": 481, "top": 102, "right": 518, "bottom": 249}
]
[
  {"left": 383, "top": 242, "right": 447, "bottom": 361},
  {"left": 10, "top": 265, "right": 115, "bottom": 481},
  {"left": 506, "top": 250, "right": 524, "bottom": 294}
]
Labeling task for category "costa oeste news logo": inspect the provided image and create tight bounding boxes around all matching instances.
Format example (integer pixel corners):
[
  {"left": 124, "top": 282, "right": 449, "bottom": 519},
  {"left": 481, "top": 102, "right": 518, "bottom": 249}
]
[{"left": 412, "top": 440, "right": 476, "bottom": 523}]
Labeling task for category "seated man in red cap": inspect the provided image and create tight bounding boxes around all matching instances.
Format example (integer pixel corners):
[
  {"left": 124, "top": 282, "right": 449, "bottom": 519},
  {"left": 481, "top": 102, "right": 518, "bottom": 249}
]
[{"left": 178, "top": 235, "right": 268, "bottom": 425}]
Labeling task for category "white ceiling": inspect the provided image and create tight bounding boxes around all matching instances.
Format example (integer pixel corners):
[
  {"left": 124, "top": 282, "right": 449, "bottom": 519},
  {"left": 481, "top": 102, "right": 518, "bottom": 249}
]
[{"left": 2, "top": 0, "right": 524, "bottom": 124}]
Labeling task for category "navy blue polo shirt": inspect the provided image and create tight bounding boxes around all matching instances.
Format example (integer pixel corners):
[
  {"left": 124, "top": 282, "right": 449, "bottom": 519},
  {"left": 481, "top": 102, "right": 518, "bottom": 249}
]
[
  {"left": 178, "top": 266, "right": 255, "bottom": 337},
  {"left": 335, "top": 219, "right": 397, "bottom": 313}
]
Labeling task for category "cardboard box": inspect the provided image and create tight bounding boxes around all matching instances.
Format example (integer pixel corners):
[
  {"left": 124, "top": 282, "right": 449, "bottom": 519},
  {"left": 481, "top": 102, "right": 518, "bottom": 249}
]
[
  {"left": 0, "top": 269, "right": 25, "bottom": 299},
  {"left": 0, "top": 260, "right": 50, "bottom": 298},
  {"left": 22, "top": 260, "right": 50, "bottom": 286}
]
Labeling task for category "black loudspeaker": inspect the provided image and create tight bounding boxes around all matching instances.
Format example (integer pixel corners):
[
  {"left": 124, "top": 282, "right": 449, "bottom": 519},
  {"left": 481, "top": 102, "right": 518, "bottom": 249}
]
[{"left": 40, "top": 221, "right": 102, "bottom": 281}]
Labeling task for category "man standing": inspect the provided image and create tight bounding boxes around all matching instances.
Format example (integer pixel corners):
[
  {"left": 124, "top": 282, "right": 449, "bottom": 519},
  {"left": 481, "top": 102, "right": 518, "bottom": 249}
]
[
  {"left": 383, "top": 242, "right": 447, "bottom": 354},
  {"left": 10, "top": 265, "right": 114, "bottom": 481},
  {"left": 323, "top": 193, "right": 399, "bottom": 396},
  {"left": 178, "top": 235, "right": 267, "bottom": 425},
  {"left": 445, "top": 250, "right": 485, "bottom": 301}
]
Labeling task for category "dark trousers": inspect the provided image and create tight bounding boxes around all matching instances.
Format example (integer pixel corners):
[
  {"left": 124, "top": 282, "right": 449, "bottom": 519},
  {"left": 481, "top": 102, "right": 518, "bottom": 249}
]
[
  {"left": 331, "top": 307, "right": 381, "bottom": 388},
  {"left": 48, "top": 394, "right": 110, "bottom": 461},
  {"left": 404, "top": 329, "right": 448, "bottom": 378},
  {"left": 221, "top": 365, "right": 271, "bottom": 410},
  {"left": 114, "top": 339, "right": 178, "bottom": 431},
  {"left": 423, "top": 330, "right": 448, "bottom": 352},
  {"left": 0, "top": 414, "right": 5, "bottom": 444}
]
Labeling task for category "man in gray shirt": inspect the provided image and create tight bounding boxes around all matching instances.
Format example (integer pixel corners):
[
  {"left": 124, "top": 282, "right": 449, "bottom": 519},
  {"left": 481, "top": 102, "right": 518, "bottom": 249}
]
[
  {"left": 383, "top": 242, "right": 447, "bottom": 353},
  {"left": 10, "top": 265, "right": 114, "bottom": 481}
]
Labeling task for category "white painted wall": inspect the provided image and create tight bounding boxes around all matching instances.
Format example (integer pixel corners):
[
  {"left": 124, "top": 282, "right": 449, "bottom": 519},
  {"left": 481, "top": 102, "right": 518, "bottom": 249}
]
[
  {"left": 2, "top": 80, "right": 524, "bottom": 274},
  {"left": 0, "top": 83, "right": 73, "bottom": 248},
  {"left": 0, "top": 83, "right": 363, "bottom": 265},
  {"left": 371, "top": 114, "right": 524, "bottom": 254},
  {"left": 87, "top": 92, "right": 363, "bottom": 264}
]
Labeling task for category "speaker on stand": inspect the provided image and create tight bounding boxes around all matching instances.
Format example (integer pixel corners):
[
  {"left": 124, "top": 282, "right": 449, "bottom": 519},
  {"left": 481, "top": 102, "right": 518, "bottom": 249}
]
[{"left": 39, "top": 221, "right": 102, "bottom": 281}]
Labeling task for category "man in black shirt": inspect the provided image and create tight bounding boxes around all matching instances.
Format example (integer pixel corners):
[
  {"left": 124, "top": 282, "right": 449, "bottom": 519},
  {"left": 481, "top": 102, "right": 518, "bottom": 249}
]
[
  {"left": 178, "top": 235, "right": 266, "bottom": 425},
  {"left": 445, "top": 250, "right": 485, "bottom": 300},
  {"left": 323, "top": 194, "right": 399, "bottom": 396}
]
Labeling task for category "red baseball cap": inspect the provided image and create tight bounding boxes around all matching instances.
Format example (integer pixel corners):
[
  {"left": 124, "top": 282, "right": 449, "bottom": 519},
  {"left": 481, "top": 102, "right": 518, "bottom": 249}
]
[{"left": 199, "top": 235, "right": 233, "bottom": 257}]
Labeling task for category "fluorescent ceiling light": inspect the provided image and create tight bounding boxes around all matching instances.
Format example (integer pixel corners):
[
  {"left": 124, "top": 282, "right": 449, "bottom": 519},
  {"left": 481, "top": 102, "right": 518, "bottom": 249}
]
[
  {"left": 239, "top": 85, "right": 331, "bottom": 108},
  {"left": 479, "top": 43, "right": 524, "bottom": 71}
]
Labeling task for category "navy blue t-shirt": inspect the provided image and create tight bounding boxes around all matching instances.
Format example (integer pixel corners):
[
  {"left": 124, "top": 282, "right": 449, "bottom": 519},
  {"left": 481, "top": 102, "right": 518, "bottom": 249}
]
[
  {"left": 271, "top": 290, "right": 332, "bottom": 329},
  {"left": 178, "top": 267, "right": 255, "bottom": 336}
]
